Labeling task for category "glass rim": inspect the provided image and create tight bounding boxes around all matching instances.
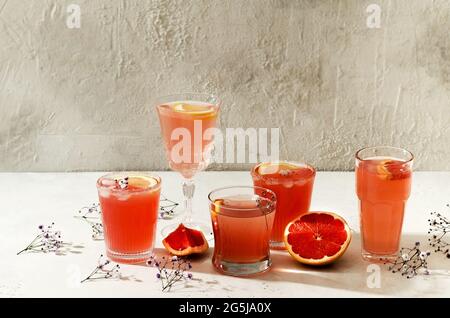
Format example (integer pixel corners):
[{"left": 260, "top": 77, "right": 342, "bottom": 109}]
[
  {"left": 208, "top": 185, "right": 276, "bottom": 212},
  {"left": 355, "top": 146, "right": 414, "bottom": 164},
  {"left": 154, "top": 92, "right": 221, "bottom": 108},
  {"left": 96, "top": 172, "right": 161, "bottom": 193},
  {"left": 251, "top": 160, "right": 316, "bottom": 180}
]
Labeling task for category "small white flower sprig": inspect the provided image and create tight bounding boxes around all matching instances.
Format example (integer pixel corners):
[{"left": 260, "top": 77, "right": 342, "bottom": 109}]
[
  {"left": 81, "top": 255, "right": 120, "bottom": 283},
  {"left": 159, "top": 194, "right": 180, "bottom": 219},
  {"left": 384, "top": 242, "right": 430, "bottom": 279},
  {"left": 115, "top": 177, "right": 129, "bottom": 189},
  {"left": 75, "top": 203, "right": 103, "bottom": 240},
  {"left": 17, "top": 223, "right": 63, "bottom": 255},
  {"left": 147, "top": 255, "right": 193, "bottom": 292},
  {"left": 428, "top": 205, "right": 450, "bottom": 259}
]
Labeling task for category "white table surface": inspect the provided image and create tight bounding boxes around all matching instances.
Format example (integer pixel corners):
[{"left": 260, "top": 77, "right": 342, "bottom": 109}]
[{"left": 1, "top": 171, "right": 449, "bottom": 298}]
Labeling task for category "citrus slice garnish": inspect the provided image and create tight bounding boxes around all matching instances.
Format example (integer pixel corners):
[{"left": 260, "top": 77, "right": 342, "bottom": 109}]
[
  {"left": 376, "top": 160, "right": 394, "bottom": 180},
  {"left": 127, "top": 176, "right": 158, "bottom": 189},
  {"left": 257, "top": 162, "right": 300, "bottom": 176},
  {"left": 284, "top": 211, "right": 352, "bottom": 266},
  {"left": 212, "top": 199, "right": 224, "bottom": 214},
  {"left": 162, "top": 223, "right": 209, "bottom": 256},
  {"left": 171, "top": 103, "right": 215, "bottom": 116}
]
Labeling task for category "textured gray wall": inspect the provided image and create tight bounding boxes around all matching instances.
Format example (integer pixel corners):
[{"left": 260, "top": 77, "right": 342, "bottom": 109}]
[{"left": 0, "top": 0, "right": 449, "bottom": 172}]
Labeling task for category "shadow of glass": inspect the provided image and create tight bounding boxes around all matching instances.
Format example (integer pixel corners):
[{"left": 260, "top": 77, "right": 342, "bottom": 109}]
[{"left": 163, "top": 234, "right": 450, "bottom": 296}]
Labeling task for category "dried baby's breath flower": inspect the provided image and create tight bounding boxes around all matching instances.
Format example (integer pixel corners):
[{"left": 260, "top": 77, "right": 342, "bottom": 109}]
[
  {"left": 81, "top": 255, "right": 120, "bottom": 283},
  {"left": 147, "top": 255, "right": 193, "bottom": 292},
  {"left": 159, "top": 194, "right": 180, "bottom": 219},
  {"left": 428, "top": 205, "right": 450, "bottom": 259},
  {"left": 115, "top": 177, "right": 129, "bottom": 189},
  {"left": 384, "top": 242, "right": 430, "bottom": 279},
  {"left": 75, "top": 203, "right": 103, "bottom": 240},
  {"left": 17, "top": 223, "right": 63, "bottom": 255}
]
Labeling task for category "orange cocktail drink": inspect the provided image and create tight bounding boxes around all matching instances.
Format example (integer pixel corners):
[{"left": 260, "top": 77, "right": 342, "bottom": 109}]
[
  {"left": 209, "top": 186, "right": 276, "bottom": 276},
  {"left": 156, "top": 93, "right": 220, "bottom": 236},
  {"left": 356, "top": 146, "right": 413, "bottom": 261},
  {"left": 251, "top": 161, "right": 315, "bottom": 249},
  {"left": 97, "top": 173, "right": 161, "bottom": 264},
  {"left": 156, "top": 100, "right": 219, "bottom": 179}
]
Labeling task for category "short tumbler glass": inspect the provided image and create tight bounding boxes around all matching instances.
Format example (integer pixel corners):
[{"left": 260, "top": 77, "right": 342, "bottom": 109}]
[
  {"left": 208, "top": 186, "right": 276, "bottom": 276},
  {"left": 97, "top": 172, "right": 161, "bottom": 264}
]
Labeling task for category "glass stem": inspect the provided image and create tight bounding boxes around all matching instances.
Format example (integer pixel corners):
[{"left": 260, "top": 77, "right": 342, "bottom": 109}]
[{"left": 182, "top": 177, "right": 195, "bottom": 224}]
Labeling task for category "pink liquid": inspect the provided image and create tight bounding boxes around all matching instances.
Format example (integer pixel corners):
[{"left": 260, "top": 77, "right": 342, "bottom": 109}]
[
  {"left": 97, "top": 175, "right": 161, "bottom": 263},
  {"left": 211, "top": 195, "right": 275, "bottom": 263},
  {"left": 356, "top": 157, "right": 412, "bottom": 255},
  {"left": 156, "top": 101, "right": 219, "bottom": 179},
  {"left": 252, "top": 162, "right": 315, "bottom": 247}
]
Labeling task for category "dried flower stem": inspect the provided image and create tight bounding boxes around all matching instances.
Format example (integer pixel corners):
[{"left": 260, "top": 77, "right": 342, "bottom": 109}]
[
  {"left": 428, "top": 205, "right": 450, "bottom": 258},
  {"left": 147, "top": 255, "right": 193, "bottom": 292},
  {"left": 75, "top": 203, "right": 103, "bottom": 240},
  {"left": 81, "top": 255, "right": 120, "bottom": 283},
  {"left": 17, "top": 223, "right": 63, "bottom": 255},
  {"left": 384, "top": 242, "right": 430, "bottom": 279},
  {"left": 159, "top": 194, "right": 180, "bottom": 219}
]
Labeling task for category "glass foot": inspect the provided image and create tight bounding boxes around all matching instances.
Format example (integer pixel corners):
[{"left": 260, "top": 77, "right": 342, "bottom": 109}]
[
  {"left": 362, "top": 250, "right": 398, "bottom": 263},
  {"left": 161, "top": 221, "right": 213, "bottom": 240},
  {"left": 106, "top": 249, "right": 152, "bottom": 264},
  {"left": 212, "top": 258, "right": 272, "bottom": 277}
]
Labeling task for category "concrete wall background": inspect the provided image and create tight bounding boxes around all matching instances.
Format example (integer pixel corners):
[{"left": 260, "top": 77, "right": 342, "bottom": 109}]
[{"left": 0, "top": 0, "right": 449, "bottom": 172}]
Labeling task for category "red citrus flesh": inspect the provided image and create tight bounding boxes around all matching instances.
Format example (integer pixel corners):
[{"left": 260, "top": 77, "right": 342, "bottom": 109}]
[
  {"left": 162, "top": 223, "right": 209, "bottom": 256},
  {"left": 284, "top": 212, "right": 351, "bottom": 265}
]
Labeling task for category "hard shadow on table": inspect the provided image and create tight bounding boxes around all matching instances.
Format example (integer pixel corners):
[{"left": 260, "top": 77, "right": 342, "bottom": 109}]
[{"left": 163, "top": 234, "right": 450, "bottom": 296}]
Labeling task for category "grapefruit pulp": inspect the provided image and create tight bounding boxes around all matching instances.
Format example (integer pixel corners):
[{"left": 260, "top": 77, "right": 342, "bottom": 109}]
[
  {"left": 162, "top": 223, "right": 209, "bottom": 256},
  {"left": 283, "top": 212, "right": 351, "bottom": 265}
]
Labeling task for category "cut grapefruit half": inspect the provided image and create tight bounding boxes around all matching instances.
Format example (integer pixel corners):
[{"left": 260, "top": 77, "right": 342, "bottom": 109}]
[
  {"left": 283, "top": 212, "right": 351, "bottom": 266},
  {"left": 162, "top": 223, "right": 209, "bottom": 256}
]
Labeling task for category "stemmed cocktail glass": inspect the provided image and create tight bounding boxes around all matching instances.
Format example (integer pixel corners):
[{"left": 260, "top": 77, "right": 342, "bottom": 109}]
[{"left": 155, "top": 93, "right": 220, "bottom": 236}]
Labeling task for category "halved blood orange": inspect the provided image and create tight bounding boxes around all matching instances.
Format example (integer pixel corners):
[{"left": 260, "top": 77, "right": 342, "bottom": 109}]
[
  {"left": 284, "top": 212, "right": 351, "bottom": 266},
  {"left": 162, "top": 223, "right": 209, "bottom": 256}
]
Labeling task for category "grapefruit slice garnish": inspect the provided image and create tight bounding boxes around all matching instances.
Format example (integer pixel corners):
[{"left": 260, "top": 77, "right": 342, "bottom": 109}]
[
  {"left": 127, "top": 176, "right": 158, "bottom": 189},
  {"left": 283, "top": 212, "right": 351, "bottom": 266},
  {"left": 162, "top": 223, "right": 209, "bottom": 256},
  {"left": 376, "top": 160, "right": 394, "bottom": 180},
  {"left": 108, "top": 175, "right": 159, "bottom": 191},
  {"left": 211, "top": 199, "right": 224, "bottom": 214},
  {"left": 257, "top": 162, "right": 299, "bottom": 176},
  {"left": 375, "top": 159, "right": 411, "bottom": 181},
  {"left": 171, "top": 102, "right": 215, "bottom": 116}
]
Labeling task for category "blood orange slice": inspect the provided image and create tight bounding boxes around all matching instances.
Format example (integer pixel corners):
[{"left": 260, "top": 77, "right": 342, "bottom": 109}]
[
  {"left": 284, "top": 212, "right": 351, "bottom": 265},
  {"left": 162, "top": 223, "right": 209, "bottom": 256}
]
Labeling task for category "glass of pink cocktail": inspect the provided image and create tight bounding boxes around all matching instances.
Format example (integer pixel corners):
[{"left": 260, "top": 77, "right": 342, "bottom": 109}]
[
  {"left": 356, "top": 146, "right": 413, "bottom": 262},
  {"left": 97, "top": 172, "right": 161, "bottom": 264},
  {"left": 156, "top": 93, "right": 220, "bottom": 235},
  {"left": 251, "top": 161, "right": 315, "bottom": 249},
  {"left": 208, "top": 186, "right": 276, "bottom": 276}
]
